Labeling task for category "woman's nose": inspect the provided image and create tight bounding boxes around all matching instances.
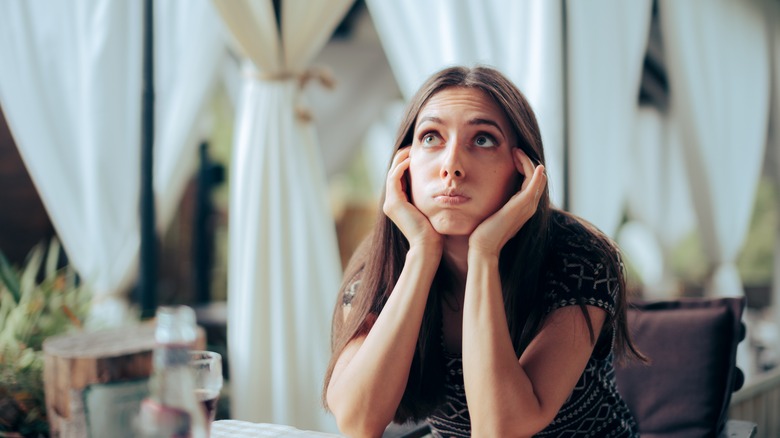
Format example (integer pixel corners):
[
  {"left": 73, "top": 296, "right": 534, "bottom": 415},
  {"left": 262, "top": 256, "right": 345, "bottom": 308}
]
[{"left": 440, "top": 143, "right": 465, "bottom": 180}]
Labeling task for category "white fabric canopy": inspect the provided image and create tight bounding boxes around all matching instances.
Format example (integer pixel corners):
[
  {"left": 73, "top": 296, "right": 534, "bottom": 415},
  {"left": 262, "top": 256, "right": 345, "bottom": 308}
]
[
  {"left": 0, "top": 0, "right": 223, "bottom": 323},
  {"left": 211, "top": 0, "right": 352, "bottom": 431},
  {"left": 154, "top": 1, "right": 226, "bottom": 229},
  {"left": 628, "top": 107, "right": 696, "bottom": 250},
  {"left": 0, "top": 0, "right": 140, "bottom": 317},
  {"left": 626, "top": 106, "right": 696, "bottom": 296},
  {"left": 566, "top": 0, "right": 652, "bottom": 237},
  {"left": 365, "top": 0, "right": 566, "bottom": 206},
  {"left": 660, "top": 0, "right": 770, "bottom": 296}
]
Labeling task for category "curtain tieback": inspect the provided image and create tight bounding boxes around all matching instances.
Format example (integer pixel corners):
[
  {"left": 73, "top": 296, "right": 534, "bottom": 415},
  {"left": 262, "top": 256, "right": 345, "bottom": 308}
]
[{"left": 250, "top": 66, "right": 336, "bottom": 122}]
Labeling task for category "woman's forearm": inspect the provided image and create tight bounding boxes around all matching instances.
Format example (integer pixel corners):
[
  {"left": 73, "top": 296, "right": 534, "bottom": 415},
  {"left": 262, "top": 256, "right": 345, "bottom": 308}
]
[
  {"left": 327, "top": 245, "right": 441, "bottom": 436},
  {"left": 461, "top": 250, "right": 548, "bottom": 437}
]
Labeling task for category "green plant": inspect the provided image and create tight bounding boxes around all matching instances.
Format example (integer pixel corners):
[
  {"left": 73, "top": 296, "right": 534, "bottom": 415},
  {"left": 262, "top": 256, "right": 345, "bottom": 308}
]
[{"left": 0, "top": 240, "right": 91, "bottom": 437}]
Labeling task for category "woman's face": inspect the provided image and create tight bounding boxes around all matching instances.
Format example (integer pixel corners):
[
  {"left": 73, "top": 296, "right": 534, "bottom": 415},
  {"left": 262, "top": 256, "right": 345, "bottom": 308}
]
[{"left": 409, "top": 87, "right": 522, "bottom": 236}]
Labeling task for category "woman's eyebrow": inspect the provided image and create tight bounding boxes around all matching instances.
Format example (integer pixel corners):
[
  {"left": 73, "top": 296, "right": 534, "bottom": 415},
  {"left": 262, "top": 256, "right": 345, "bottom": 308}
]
[
  {"left": 418, "top": 116, "right": 503, "bottom": 134},
  {"left": 417, "top": 116, "right": 443, "bottom": 126},
  {"left": 468, "top": 118, "right": 504, "bottom": 136}
]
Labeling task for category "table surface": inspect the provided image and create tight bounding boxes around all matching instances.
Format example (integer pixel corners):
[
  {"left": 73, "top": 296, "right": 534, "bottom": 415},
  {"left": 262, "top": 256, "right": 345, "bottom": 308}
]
[{"left": 211, "top": 420, "right": 343, "bottom": 437}]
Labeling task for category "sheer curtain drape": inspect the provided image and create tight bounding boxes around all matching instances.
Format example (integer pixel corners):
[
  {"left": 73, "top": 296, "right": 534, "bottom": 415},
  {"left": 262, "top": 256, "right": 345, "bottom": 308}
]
[
  {"left": 659, "top": 0, "right": 770, "bottom": 296},
  {"left": 154, "top": 0, "right": 225, "bottom": 229},
  {"left": 566, "top": 0, "right": 652, "bottom": 237},
  {"left": 365, "top": 0, "right": 566, "bottom": 206},
  {"left": 0, "top": 1, "right": 142, "bottom": 319},
  {"left": 625, "top": 106, "right": 696, "bottom": 295},
  {"left": 211, "top": 0, "right": 352, "bottom": 431},
  {"left": 0, "top": 0, "right": 222, "bottom": 323}
]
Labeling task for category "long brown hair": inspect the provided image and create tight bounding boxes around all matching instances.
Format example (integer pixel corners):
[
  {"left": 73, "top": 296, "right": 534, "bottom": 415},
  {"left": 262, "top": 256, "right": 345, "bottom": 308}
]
[{"left": 323, "top": 66, "right": 642, "bottom": 422}]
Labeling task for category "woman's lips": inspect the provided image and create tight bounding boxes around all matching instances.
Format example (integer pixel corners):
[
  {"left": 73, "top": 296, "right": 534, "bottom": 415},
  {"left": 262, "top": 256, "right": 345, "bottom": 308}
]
[{"left": 433, "top": 191, "right": 470, "bottom": 205}]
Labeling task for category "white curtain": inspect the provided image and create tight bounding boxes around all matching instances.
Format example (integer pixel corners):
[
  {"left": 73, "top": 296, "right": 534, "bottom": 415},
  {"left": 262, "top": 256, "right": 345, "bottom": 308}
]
[
  {"left": 625, "top": 106, "right": 696, "bottom": 296},
  {"left": 566, "top": 0, "right": 652, "bottom": 237},
  {"left": 0, "top": 1, "right": 141, "bottom": 318},
  {"left": 629, "top": 107, "right": 696, "bottom": 251},
  {"left": 365, "top": 0, "right": 566, "bottom": 206},
  {"left": 154, "top": 1, "right": 226, "bottom": 229},
  {"left": 0, "top": 0, "right": 223, "bottom": 323},
  {"left": 660, "top": 0, "right": 770, "bottom": 296},
  {"left": 211, "top": 0, "right": 352, "bottom": 431}
]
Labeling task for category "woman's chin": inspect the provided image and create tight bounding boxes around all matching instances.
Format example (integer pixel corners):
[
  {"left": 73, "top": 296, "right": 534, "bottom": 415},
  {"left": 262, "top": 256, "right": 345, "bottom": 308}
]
[{"left": 430, "top": 220, "right": 477, "bottom": 237}]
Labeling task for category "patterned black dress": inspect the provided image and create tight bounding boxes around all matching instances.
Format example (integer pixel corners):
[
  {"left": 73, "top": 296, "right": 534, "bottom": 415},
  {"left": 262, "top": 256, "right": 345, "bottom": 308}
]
[{"left": 426, "top": 213, "right": 639, "bottom": 437}]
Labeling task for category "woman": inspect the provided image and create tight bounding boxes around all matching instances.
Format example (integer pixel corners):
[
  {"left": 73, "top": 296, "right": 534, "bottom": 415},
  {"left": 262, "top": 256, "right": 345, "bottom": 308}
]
[{"left": 323, "top": 66, "right": 643, "bottom": 437}]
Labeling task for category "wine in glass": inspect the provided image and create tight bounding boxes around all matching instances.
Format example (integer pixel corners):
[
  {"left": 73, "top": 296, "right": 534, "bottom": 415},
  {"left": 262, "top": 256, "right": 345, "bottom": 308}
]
[{"left": 190, "top": 350, "right": 223, "bottom": 429}]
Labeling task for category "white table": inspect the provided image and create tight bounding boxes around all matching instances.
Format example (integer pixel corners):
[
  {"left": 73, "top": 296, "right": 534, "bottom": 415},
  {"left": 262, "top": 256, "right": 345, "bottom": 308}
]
[{"left": 211, "top": 420, "right": 343, "bottom": 437}]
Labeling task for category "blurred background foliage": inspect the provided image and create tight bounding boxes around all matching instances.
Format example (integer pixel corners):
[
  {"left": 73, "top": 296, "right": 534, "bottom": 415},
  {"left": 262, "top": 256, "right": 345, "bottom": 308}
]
[{"left": 0, "top": 239, "right": 91, "bottom": 436}]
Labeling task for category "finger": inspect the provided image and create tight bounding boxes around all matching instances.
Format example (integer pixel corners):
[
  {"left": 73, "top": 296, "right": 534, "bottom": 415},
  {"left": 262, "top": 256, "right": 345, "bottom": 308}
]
[
  {"left": 391, "top": 145, "right": 411, "bottom": 167},
  {"left": 513, "top": 148, "right": 528, "bottom": 176},
  {"left": 389, "top": 155, "right": 410, "bottom": 177},
  {"left": 529, "top": 165, "right": 547, "bottom": 203},
  {"left": 387, "top": 148, "right": 410, "bottom": 180},
  {"left": 515, "top": 149, "right": 536, "bottom": 192},
  {"left": 506, "top": 163, "right": 545, "bottom": 205},
  {"left": 386, "top": 149, "right": 413, "bottom": 205},
  {"left": 386, "top": 158, "right": 410, "bottom": 197},
  {"left": 499, "top": 164, "right": 543, "bottom": 212}
]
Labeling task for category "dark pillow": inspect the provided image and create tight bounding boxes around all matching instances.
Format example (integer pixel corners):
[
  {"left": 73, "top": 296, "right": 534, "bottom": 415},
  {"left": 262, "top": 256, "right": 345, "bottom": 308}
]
[{"left": 614, "top": 297, "right": 746, "bottom": 438}]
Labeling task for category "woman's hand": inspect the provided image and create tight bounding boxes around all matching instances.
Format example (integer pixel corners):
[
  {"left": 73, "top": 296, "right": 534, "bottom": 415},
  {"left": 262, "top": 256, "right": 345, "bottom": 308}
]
[
  {"left": 383, "top": 146, "right": 442, "bottom": 253},
  {"left": 469, "top": 148, "right": 547, "bottom": 257}
]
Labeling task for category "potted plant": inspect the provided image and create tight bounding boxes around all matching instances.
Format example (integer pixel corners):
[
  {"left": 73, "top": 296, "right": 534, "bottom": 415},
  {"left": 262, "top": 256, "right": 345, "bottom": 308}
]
[{"left": 0, "top": 240, "right": 90, "bottom": 437}]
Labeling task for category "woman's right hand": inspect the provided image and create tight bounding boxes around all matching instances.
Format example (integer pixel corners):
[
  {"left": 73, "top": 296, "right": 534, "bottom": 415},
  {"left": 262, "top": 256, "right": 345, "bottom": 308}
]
[{"left": 383, "top": 146, "right": 442, "bottom": 253}]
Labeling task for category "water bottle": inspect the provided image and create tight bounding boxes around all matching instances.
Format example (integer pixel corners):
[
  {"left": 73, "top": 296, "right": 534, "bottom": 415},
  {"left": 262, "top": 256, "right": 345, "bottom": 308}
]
[{"left": 137, "top": 306, "right": 207, "bottom": 438}]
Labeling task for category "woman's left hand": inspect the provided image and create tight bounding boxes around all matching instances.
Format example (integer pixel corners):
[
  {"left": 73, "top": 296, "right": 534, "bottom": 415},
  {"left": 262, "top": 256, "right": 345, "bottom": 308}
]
[{"left": 468, "top": 148, "right": 547, "bottom": 257}]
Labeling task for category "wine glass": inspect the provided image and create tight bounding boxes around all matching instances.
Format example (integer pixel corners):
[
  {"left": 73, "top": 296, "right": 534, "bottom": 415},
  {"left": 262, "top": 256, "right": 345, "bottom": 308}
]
[{"left": 189, "top": 350, "right": 223, "bottom": 431}]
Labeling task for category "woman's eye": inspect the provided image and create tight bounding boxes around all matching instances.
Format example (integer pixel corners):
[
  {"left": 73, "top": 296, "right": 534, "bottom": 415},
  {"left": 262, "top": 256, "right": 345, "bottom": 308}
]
[
  {"left": 422, "top": 133, "right": 442, "bottom": 147},
  {"left": 474, "top": 134, "right": 497, "bottom": 148}
]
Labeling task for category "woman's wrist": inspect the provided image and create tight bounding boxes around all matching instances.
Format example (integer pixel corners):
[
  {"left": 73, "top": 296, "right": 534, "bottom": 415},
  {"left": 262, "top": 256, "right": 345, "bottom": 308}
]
[
  {"left": 407, "top": 241, "right": 443, "bottom": 264},
  {"left": 467, "top": 231, "right": 505, "bottom": 260},
  {"left": 467, "top": 245, "right": 501, "bottom": 265}
]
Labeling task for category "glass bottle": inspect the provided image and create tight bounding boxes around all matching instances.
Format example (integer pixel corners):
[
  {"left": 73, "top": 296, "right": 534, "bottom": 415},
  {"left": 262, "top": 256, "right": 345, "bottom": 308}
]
[{"left": 137, "top": 305, "right": 207, "bottom": 438}]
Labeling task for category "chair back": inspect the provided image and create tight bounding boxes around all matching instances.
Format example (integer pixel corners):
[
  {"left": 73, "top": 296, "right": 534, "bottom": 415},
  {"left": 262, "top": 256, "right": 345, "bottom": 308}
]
[{"left": 614, "top": 297, "right": 746, "bottom": 438}]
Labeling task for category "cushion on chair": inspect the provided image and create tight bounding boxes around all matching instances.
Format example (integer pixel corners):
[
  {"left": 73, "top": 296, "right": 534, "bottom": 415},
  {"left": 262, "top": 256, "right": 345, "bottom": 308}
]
[{"left": 614, "top": 297, "right": 746, "bottom": 438}]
